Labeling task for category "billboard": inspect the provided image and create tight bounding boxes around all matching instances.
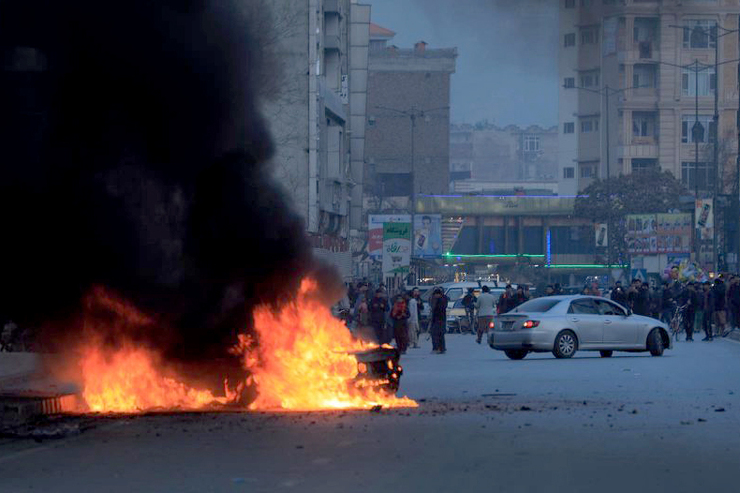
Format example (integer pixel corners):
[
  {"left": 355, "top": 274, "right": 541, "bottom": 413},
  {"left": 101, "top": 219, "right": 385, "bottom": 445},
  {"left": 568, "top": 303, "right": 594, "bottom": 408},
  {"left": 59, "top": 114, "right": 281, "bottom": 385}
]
[
  {"left": 625, "top": 213, "right": 691, "bottom": 254},
  {"left": 368, "top": 214, "right": 411, "bottom": 259},
  {"left": 413, "top": 214, "right": 443, "bottom": 258},
  {"left": 382, "top": 222, "right": 411, "bottom": 276}
]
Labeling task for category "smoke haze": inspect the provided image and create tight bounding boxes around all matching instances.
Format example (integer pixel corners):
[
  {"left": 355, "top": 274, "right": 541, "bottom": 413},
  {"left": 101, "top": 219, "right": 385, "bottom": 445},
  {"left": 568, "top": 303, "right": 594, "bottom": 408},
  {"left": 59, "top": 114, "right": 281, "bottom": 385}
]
[{"left": 368, "top": 0, "right": 559, "bottom": 126}]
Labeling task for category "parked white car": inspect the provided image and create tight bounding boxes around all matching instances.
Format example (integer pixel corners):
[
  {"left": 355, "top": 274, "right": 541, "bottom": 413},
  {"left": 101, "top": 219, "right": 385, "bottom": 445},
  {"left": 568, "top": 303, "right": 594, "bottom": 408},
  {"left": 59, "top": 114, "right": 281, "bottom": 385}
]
[{"left": 488, "top": 295, "right": 672, "bottom": 360}]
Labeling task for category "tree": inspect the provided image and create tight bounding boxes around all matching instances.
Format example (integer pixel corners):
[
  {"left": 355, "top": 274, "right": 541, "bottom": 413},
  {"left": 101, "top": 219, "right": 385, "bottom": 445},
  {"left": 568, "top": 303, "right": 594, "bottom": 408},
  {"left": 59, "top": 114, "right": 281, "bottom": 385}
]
[{"left": 574, "top": 169, "right": 688, "bottom": 265}]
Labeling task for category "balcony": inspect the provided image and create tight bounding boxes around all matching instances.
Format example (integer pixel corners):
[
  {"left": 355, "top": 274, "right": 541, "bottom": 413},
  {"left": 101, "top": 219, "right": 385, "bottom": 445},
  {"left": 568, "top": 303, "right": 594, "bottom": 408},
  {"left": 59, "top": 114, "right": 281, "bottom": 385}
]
[{"left": 618, "top": 143, "right": 659, "bottom": 159}]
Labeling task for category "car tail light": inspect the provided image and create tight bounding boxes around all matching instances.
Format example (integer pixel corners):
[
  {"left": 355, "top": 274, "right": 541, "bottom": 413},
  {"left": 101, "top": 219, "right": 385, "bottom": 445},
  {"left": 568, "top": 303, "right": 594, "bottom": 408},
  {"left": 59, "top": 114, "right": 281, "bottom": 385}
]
[
  {"left": 522, "top": 320, "right": 540, "bottom": 329},
  {"left": 488, "top": 320, "right": 495, "bottom": 329}
]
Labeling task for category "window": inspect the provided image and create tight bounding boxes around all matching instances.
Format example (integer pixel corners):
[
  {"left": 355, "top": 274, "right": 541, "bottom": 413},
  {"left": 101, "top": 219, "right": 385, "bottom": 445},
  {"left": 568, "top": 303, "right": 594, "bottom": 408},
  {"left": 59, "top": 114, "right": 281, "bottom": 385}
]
[
  {"left": 632, "top": 158, "right": 658, "bottom": 174},
  {"left": 681, "top": 161, "right": 715, "bottom": 191},
  {"left": 681, "top": 115, "right": 716, "bottom": 143},
  {"left": 581, "top": 118, "right": 599, "bottom": 133},
  {"left": 683, "top": 20, "right": 717, "bottom": 49},
  {"left": 564, "top": 77, "right": 575, "bottom": 88},
  {"left": 682, "top": 68, "right": 716, "bottom": 96},
  {"left": 581, "top": 27, "right": 598, "bottom": 45},
  {"left": 512, "top": 298, "right": 561, "bottom": 313},
  {"left": 633, "top": 64, "right": 657, "bottom": 88},
  {"left": 580, "top": 0, "right": 593, "bottom": 7},
  {"left": 367, "top": 116, "right": 376, "bottom": 127},
  {"left": 446, "top": 288, "right": 464, "bottom": 301},
  {"left": 632, "top": 111, "right": 657, "bottom": 138},
  {"left": 580, "top": 162, "right": 598, "bottom": 178},
  {"left": 378, "top": 173, "right": 412, "bottom": 196},
  {"left": 595, "top": 299, "right": 626, "bottom": 316},
  {"left": 580, "top": 71, "right": 600, "bottom": 88},
  {"left": 564, "top": 33, "right": 576, "bottom": 47},
  {"left": 523, "top": 134, "right": 540, "bottom": 152},
  {"left": 563, "top": 122, "right": 575, "bottom": 134},
  {"left": 565, "top": 0, "right": 575, "bottom": 7},
  {"left": 563, "top": 167, "right": 575, "bottom": 179},
  {"left": 568, "top": 299, "right": 599, "bottom": 315}
]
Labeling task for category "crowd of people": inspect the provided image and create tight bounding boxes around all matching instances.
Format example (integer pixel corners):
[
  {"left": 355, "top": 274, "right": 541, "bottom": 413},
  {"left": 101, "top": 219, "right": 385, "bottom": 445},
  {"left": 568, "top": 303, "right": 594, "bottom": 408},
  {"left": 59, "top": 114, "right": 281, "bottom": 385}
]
[
  {"left": 338, "top": 271, "right": 740, "bottom": 356},
  {"left": 601, "top": 274, "right": 740, "bottom": 342}
]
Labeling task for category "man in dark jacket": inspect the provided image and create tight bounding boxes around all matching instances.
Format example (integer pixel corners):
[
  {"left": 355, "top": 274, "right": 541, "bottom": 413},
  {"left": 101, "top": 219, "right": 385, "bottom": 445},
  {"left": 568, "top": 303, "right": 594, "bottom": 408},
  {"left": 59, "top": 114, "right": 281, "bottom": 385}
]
[
  {"left": 727, "top": 275, "right": 740, "bottom": 335},
  {"left": 712, "top": 277, "right": 727, "bottom": 337},
  {"left": 702, "top": 282, "right": 715, "bottom": 341},
  {"left": 610, "top": 281, "right": 627, "bottom": 308},
  {"left": 677, "top": 283, "right": 696, "bottom": 341},
  {"left": 368, "top": 289, "right": 388, "bottom": 344},
  {"left": 429, "top": 288, "right": 448, "bottom": 354}
]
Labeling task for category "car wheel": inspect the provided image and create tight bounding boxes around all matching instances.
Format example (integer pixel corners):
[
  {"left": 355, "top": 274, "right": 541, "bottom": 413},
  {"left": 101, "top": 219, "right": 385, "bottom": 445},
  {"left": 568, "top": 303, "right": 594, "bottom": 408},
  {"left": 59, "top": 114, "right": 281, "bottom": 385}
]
[
  {"left": 552, "top": 330, "right": 577, "bottom": 359},
  {"left": 504, "top": 349, "right": 528, "bottom": 360},
  {"left": 648, "top": 328, "right": 664, "bottom": 356},
  {"left": 599, "top": 350, "right": 613, "bottom": 358}
]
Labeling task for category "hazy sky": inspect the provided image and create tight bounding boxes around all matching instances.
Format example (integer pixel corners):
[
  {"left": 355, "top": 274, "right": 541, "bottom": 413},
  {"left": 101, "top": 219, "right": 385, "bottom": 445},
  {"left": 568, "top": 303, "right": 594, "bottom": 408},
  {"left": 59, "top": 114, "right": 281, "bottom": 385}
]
[{"left": 367, "top": 0, "right": 559, "bottom": 127}]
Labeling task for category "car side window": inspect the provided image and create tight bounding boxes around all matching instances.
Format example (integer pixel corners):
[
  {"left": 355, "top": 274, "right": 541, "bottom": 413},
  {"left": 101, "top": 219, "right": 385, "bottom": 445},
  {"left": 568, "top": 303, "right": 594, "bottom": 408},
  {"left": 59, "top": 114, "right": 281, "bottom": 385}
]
[
  {"left": 568, "top": 299, "right": 599, "bottom": 315},
  {"left": 595, "top": 299, "right": 625, "bottom": 316},
  {"left": 447, "top": 288, "right": 463, "bottom": 301}
]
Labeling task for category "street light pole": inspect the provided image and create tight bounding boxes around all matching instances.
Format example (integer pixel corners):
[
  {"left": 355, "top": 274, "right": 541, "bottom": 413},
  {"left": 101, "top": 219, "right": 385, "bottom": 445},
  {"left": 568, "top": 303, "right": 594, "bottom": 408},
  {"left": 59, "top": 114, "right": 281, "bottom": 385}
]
[{"left": 604, "top": 85, "right": 612, "bottom": 279}]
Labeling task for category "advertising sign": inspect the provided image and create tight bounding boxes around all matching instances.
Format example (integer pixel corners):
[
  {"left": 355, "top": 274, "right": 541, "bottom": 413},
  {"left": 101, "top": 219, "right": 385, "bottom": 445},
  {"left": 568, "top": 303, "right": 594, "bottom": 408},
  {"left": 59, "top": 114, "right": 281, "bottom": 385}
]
[
  {"left": 595, "top": 223, "right": 608, "bottom": 248},
  {"left": 368, "top": 214, "right": 411, "bottom": 259},
  {"left": 625, "top": 213, "right": 691, "bottom": 254},
  {"left": 695, "top": 198, "right": 714, "bottom": 229},
  {"left": 382, "top": 222, "right": 411, "bottom": 276},
  {"left": 413, "top": 214, "right": 443, "bottom": 258}
]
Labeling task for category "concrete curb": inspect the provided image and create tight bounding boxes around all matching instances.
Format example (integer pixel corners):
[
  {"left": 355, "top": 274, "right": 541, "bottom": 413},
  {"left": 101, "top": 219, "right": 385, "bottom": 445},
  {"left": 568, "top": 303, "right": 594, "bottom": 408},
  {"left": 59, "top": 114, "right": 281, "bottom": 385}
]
[
  {"left": 727, "top": 330, "right": 740, "bottom": 343},
  {"left": 0, "top": 390, "right": 80, "bottom": 427}
]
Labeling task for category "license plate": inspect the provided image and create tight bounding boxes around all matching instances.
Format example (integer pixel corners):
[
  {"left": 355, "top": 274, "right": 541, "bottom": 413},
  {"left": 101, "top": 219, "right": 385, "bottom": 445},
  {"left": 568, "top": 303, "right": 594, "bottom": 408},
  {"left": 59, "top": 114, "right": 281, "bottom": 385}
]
[{"left": 502, "top": 321, "right": 515, "bottom": 330}]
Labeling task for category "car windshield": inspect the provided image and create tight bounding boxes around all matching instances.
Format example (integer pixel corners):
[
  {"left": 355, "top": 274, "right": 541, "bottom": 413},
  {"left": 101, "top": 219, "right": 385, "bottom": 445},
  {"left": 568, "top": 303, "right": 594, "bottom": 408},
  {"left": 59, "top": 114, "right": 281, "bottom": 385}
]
[
  {"left": 453, "top": 299, "right": 466, "bottom": 308},
  {"left": 510, "top": 298, "right": 561, "bottom": 313}
]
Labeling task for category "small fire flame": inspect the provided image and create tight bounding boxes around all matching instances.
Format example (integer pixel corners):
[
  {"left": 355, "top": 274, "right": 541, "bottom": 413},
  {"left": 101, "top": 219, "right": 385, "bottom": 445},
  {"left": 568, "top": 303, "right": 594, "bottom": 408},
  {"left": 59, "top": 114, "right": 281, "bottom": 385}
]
[{"left": 76, "top": 279, "right": 416, "bottom": 413}]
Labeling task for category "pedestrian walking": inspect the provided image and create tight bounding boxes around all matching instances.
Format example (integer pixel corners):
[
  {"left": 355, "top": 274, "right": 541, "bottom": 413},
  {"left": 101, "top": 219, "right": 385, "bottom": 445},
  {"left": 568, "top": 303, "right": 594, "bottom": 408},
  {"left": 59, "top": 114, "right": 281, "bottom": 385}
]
[
  {"left": 429, "top": 288, "right": 448, "bottom": 354},
  {"left": 497, "top": 284, "right": 517, "bottom": 314},
  {"left": 461, "top": 288, "right": 476, "bottom": 333},
  {"left": 407, "top": 288, "right": 423, "bottom": 349},
  {"left": 678, "top": 283, "right": 696, "bottom": 341},
  {"left": 390, "top": 295, "right": 410, "bottom": 354},
  {"left": 475, "top": 285, "right": 496, "bottom": 344}
]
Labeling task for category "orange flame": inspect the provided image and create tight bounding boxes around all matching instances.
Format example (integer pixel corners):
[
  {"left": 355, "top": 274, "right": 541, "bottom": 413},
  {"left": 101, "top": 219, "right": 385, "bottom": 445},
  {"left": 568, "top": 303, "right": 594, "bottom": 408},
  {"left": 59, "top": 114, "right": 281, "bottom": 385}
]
[
  {"left": 80, "top": 343, "right": 225, "bottom": 413},
  {"left": 75, "top": 279, "right": 416, "bottom": 413},
  {"left": 239, "top": 278, "right": 417, "bottom": 410}
]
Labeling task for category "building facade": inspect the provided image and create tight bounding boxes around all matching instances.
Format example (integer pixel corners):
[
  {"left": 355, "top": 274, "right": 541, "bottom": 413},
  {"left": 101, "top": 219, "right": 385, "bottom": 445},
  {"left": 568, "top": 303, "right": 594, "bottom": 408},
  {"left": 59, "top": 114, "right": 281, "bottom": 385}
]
[
  {"left": 264, "top": 0, "right": 371, "bottom": 279},
  {"left": 557, "top": 0, "right": 739, "bottom": 196},
  {"left": 363, "top": 25, "right": 457, "bottom": 213},
  {"left": 450, "top": 122, "right": 559, "bottom": 192}
]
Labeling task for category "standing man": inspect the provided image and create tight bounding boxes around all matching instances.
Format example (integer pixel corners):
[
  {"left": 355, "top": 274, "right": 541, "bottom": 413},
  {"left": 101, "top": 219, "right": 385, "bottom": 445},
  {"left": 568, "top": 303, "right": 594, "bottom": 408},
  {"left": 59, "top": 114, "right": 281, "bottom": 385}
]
[
  {"left": 727, "top": 276, "right": 740, "bottom": 336},
  {"left": 712, "top": 277, "right": 727, "bottom": 338},
  {"left": 368, "top": 289, "right": 389, "bottom": 344},
  {"left": 390, "top": 295, "right": 410, "bottom": 354},
  {"left": 407, "top": 288, "right": 422, "bottom": 349},
  {"left": 475, "top": 285, "right": 496, "bottom": 345},
  {"left": 610, "top": 281, "right": 627, "bottom": 308},
  {"left": 497, "top": 284, "right": 516, "bottom": 314},
  {"left": 544, "top": 285, "right": 555, "bottom": 296},
  {"left": 702, "top": 282, "right": 715, "bottom": 341},
  {"left": 461, "top": 288, "right": 476, "bottom": 333},
  {"left": 429, "top": 288, "right": 448, "bottom": 354},
  {"left": 677, "top": 283, "right": 696, "bottom": 341}
]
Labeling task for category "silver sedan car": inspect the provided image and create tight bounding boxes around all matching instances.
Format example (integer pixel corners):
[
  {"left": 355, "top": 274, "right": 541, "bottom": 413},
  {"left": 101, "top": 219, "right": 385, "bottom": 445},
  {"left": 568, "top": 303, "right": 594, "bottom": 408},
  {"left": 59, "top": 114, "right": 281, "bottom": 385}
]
[{"left": 488, "top": 295, "right": 672, "bottom": 360}]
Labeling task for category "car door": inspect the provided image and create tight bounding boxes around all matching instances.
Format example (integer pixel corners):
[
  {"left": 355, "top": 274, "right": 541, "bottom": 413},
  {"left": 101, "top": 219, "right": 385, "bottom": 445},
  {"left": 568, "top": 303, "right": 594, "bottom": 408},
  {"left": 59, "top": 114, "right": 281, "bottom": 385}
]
[
  {"left": 595, "top": 299, "right": 638, "bottom": 347},
  {"left": 566, "top": 298, "right": 603, "bottom": 346}
]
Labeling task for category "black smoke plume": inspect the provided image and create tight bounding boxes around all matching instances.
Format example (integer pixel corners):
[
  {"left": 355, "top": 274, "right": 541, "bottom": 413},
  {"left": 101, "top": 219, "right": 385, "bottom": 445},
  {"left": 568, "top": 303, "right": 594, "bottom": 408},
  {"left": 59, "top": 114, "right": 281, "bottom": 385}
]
[{"left": 0, "top": 0, "right": 336, "bottom": 386}]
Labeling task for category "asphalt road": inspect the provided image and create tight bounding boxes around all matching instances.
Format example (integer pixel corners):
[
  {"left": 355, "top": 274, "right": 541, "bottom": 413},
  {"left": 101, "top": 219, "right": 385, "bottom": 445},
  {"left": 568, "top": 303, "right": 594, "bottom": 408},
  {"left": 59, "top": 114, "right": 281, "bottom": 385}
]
[{"left": 1, "top": 335, "right": 739, "bottom": 493}]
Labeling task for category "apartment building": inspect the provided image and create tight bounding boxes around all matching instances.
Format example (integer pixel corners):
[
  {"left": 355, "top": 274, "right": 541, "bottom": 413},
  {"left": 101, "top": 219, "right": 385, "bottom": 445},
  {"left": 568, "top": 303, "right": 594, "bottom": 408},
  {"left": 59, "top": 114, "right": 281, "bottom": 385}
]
[
  {"left": 558, "top": 0, "right": 739, "bottom": 196},
  {"left": 263, "top": 0, "right": 371, "bottom": 278}
]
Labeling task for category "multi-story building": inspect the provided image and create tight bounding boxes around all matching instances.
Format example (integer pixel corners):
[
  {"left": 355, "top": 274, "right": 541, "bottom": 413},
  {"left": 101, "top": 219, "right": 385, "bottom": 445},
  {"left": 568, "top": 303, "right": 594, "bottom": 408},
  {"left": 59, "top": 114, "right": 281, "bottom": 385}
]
[
  {"left": 558, "top": 0, "right": 739, "bottom": 196},
  {"left": 264, "top": 0, "right": 371, "bottom": 279},
  {"left": 450, "top": 122, "right": 559, "bottom": 191},
  {"left": 363, "top": 24, "right": 457, "bottom": 212}
]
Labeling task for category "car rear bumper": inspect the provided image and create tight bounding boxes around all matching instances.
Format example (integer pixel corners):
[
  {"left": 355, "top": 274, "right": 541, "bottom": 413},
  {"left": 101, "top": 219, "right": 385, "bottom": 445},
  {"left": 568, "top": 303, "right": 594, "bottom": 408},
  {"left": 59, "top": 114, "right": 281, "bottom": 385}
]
[{"left": 488, "top": 330, "right": 552, "bottom": 351}]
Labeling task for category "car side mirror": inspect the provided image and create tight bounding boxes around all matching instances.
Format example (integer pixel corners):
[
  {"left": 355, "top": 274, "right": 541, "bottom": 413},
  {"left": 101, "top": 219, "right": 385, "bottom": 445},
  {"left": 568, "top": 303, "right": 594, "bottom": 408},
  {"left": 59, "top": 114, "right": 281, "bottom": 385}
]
[{"left": 625, "top": 309, "right": 632, "bottom": 317}]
